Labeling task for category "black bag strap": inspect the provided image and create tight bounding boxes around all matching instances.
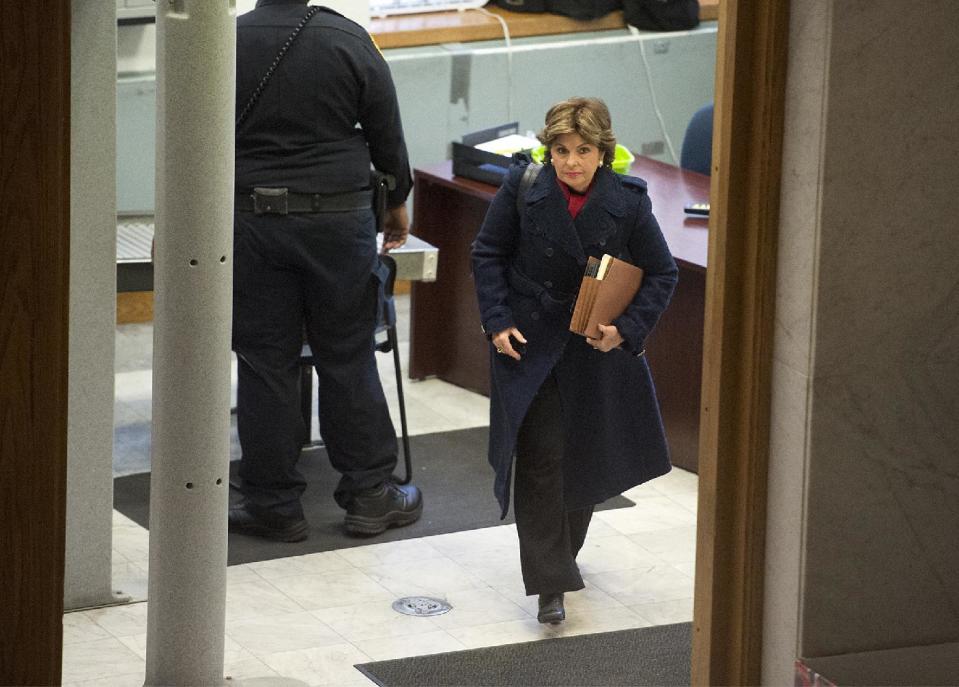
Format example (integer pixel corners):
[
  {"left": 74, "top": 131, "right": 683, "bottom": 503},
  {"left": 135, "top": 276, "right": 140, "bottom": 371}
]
[
  {"left": 516, "top": 162, "right": 543, "bottom": 215},
  {"left": 236, "top": 5, "right": 323, "bottom": 130}
]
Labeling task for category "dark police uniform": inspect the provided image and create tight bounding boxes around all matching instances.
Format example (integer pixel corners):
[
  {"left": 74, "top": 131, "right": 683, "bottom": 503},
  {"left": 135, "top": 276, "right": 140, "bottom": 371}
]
[{"left": 232, "top": 0, "right": 413, "bottom": 524}]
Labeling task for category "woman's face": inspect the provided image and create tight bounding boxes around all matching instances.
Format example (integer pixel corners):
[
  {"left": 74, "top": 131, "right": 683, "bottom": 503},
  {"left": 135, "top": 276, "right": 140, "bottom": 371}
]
[{"left": 549, "top": 132, "right": 602, "bottom": 193}]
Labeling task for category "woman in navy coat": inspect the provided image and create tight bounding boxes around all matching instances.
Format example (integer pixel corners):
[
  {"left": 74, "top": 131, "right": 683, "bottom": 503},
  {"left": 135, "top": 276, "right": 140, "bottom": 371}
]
[{"left": 471, "top": 98, "right": 678, "bottom": 624}]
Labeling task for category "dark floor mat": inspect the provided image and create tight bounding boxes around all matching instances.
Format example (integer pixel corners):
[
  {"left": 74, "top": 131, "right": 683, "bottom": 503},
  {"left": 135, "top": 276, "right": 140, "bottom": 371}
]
[
  {"left": 113, "top": 427, "right": 634, "bottom": 565},
  {"left": 355, "top": 622, "right": 691, "bottom": 687}
]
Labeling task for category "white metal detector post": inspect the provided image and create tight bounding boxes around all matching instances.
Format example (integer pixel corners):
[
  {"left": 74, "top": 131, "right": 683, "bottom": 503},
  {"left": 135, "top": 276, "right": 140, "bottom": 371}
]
[{"left": 146, "top": 2, "right": 240, "bottom": 684}]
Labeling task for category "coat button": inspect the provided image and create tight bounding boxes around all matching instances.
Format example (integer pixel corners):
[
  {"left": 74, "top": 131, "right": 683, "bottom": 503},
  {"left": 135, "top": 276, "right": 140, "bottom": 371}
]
[
  {"left": 599, "top": 238, "right": 607, "bottom": 246},
  {"left": 530, "top": 311, "right": 540, "bottom": 320},
  {"left": 544, "top": 247, "right": 554, "bottom": 257},
  {"left": 544, "top": 280, "right": 553, "bottom": 289}
]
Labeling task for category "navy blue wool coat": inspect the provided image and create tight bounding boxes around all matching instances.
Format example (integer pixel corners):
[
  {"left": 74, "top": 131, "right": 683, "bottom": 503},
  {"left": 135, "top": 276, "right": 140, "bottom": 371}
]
[{"left": 471, "top": 161, "right": 679, "bottom": 518}]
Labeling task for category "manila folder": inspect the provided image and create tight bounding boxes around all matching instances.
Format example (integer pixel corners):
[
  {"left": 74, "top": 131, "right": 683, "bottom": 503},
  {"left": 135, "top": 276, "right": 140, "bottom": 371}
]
[{"left": 569, "top": 256, "right": 644, "bottom": 339}]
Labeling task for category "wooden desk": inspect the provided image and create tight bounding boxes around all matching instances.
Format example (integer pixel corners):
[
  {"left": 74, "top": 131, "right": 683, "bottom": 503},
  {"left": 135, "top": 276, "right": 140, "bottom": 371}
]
[
  {"left": 409, "top": 157, "right": 709, "bottom": 472},
  {"left": 371, "top": 2, "right": 719, "bottom": 50}
]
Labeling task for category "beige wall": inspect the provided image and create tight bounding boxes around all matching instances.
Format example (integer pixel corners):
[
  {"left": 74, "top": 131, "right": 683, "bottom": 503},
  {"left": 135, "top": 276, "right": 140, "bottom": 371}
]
[
  {"left": 764, "top": 0, "right": 959, "bottom": 683},
  {"left": 65, "top": 1, "right": 119, "bottom": 609}
]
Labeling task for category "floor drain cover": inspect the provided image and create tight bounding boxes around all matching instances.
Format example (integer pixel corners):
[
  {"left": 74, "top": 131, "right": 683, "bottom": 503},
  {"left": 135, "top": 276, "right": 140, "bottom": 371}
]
[{"left": 392, "top": 596, "right": 452, "bottom": 617}]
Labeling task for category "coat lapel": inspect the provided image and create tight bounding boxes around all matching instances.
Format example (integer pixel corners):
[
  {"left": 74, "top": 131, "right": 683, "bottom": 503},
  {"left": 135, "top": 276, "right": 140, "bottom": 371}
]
[
  {"left": 524, "top": 165, "right": 587, "bottom": 264},
  {"left": 573, "top": 167, "right": 627, "bottom": 250},
  {"left": 523, "top": 166, "right": 628, "bottom": 264}
]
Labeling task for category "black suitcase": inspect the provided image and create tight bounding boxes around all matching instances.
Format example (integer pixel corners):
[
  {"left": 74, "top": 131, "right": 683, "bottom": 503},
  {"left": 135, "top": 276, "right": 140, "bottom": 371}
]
[
  {"left": 494, "top": 0, "right": 621, "bottom": 20},
  {"left": 493, "top": 0, "right": 548, "bottom": 11},
  {"left": 623, "top": 0, "right": 700, "bottom": 31}
]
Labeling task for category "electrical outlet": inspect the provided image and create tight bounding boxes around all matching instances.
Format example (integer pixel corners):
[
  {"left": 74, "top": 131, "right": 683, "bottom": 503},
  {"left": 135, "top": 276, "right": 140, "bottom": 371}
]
[{"left": 653, "top": 40, "right": 670, "bottom": 55}]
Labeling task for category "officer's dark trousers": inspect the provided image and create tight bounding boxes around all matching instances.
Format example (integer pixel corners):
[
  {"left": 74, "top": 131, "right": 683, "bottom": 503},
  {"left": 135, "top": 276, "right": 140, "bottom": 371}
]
[
  {"left": 232, "top": 209, "right": 397, "bottom": 519},
  {"left": 514, "top": 371, "right": 594, "bottom": 596}
]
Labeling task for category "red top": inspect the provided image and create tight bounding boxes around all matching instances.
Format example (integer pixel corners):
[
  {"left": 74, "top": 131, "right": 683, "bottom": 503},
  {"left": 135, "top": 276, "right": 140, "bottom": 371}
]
[{"left": 557, "top": 178, "right": 592, "bottom": 219}]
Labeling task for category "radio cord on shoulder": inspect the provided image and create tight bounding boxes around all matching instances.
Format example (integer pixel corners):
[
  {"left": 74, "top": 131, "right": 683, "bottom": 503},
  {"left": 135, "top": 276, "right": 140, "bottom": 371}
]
[{"left": 236, "top": 5, "right": 323, "bottom": 130}]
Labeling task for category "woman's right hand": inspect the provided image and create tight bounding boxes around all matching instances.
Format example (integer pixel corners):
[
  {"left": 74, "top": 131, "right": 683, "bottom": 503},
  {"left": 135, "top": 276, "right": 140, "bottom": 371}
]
[{"left": 491, "top": 327, "right": 527, "bottom": 361}]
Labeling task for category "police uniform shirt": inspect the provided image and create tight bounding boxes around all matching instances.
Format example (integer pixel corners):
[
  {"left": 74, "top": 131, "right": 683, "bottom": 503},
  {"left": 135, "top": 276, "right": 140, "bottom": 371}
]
[{"left": 236, "top": 0, "right": 413, "bottom": 208}]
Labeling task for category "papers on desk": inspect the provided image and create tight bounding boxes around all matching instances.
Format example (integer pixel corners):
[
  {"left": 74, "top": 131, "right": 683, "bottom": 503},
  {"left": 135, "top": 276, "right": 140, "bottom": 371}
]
[
  {"left": 453, "top": 123, "right": 538, "bottom": 186},
  {"left": 472, "top": 134, "right": 541, "bottom": 157}
]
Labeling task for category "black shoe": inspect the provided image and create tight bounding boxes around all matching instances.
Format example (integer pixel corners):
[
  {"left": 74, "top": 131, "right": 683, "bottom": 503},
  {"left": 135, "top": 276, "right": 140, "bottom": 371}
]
[
  {"left": 228, "top": 502, "right": 308, "bottom": 543},
  {"left": 537, "top": 593, "right": 565, "bottom": 624},
  {"left": 344, "top": 481, "right": 423, "bottom": 536}
]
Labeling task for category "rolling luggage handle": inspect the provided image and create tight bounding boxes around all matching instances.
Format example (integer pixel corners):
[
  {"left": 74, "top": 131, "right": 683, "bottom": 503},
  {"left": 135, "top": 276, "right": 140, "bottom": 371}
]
[
  {"left": 371, "top": 173, "right": 409, "bottom": 484},
  {"left": 375, "top": 254, "right": 414, "bottom": 486}
]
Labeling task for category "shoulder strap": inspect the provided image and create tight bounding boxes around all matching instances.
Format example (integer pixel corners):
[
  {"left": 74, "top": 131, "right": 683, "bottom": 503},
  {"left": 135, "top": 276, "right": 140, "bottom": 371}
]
[
  {"left": 515, "top": 163, "right": 543, "bottom": 215},
  {"left": 236, "top": 6, "right": 323, "bottom": 130}
]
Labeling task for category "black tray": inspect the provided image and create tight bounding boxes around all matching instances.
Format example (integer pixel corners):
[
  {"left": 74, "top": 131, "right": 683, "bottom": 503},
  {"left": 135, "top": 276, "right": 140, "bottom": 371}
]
[{"left": 451, "top": 122, "right": 524, "bottom": 186}]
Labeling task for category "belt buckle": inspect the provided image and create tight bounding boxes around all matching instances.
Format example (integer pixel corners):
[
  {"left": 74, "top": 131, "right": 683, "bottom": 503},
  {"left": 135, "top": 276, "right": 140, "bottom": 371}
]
[{"left": 252, "top": 187, "right": 288, "bottom": 215}]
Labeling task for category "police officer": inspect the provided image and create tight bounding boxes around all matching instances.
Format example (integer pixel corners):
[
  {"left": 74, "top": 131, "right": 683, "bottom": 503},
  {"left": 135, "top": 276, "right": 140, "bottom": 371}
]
[{"left": 229, "top": 0, "right": 422, "bottom": 542}]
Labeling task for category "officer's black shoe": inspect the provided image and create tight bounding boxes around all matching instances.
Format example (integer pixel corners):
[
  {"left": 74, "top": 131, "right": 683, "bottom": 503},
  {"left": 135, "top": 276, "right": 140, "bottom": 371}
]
[
  {"left": 228, "top": 502, "right": 309, "bottom": 543},
  {"left": 344, "top": 481, "right": 423, "bottom": 536},
  {"left": 537, "top": 593, "right": 566, "bottom": 624}
]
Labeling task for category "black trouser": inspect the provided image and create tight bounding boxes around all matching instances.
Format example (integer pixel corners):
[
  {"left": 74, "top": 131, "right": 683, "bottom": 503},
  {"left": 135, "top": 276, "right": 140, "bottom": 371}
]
[
  {"left": 232, "top": 209, "right": 397, "bottom": 518},
  {"left": 515, "top": 371, "right": 594, "bottom": 595}
]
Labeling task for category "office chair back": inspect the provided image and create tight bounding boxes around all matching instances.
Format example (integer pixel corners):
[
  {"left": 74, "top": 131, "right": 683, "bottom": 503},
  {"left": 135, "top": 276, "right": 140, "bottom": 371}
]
[{"left": 680, "top": 103, "right": 713, "bottom": 176}]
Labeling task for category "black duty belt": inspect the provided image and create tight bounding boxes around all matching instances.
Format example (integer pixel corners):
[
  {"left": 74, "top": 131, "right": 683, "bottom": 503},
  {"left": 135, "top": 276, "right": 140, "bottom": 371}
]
[{"left": 236, "top": 187, "right": 372, "bottom": 215}]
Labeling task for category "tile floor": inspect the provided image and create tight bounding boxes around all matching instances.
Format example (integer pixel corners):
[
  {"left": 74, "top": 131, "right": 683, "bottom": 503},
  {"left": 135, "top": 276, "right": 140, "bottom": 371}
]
[{"left": 64, "top": 294, "right": 699, "bottom": 686}]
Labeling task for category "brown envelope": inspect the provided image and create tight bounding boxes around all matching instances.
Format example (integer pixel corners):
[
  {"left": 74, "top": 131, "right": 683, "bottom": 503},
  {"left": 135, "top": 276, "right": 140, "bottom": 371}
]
[{"left": 569, "top": 255, "right": 644, "bottom": 339}]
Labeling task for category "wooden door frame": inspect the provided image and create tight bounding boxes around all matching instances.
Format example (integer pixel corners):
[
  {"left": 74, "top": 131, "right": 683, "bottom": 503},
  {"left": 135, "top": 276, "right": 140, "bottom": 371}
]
[
  {"left": 0, "top": 0, "right": 791, "bottom": 683},
  {"left": 0, "top": 1, "right": 71, "bottom": 685},
  {"left": 691, "top": 0, "right": 791, "bottom": 684}
]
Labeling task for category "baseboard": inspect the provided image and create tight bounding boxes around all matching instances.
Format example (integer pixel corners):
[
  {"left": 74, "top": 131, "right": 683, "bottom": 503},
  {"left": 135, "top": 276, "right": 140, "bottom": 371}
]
[
  {"left": 118, "top": 282, "right": 407, "bottom": 325},
  {"left": 117, "top": 291, "right": 154, "bottom": 324}
]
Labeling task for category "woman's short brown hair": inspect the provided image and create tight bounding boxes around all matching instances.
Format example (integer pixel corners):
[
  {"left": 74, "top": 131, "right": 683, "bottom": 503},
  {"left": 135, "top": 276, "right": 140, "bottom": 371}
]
[{"left": 538, "top": 97, "right": 617, "bottom": 167}]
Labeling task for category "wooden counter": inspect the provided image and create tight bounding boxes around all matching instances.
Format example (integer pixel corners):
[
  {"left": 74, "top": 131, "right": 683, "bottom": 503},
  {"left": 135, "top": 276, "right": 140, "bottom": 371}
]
[{"left": 371, "top": 1, "right": 719, "bottom": 50}]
